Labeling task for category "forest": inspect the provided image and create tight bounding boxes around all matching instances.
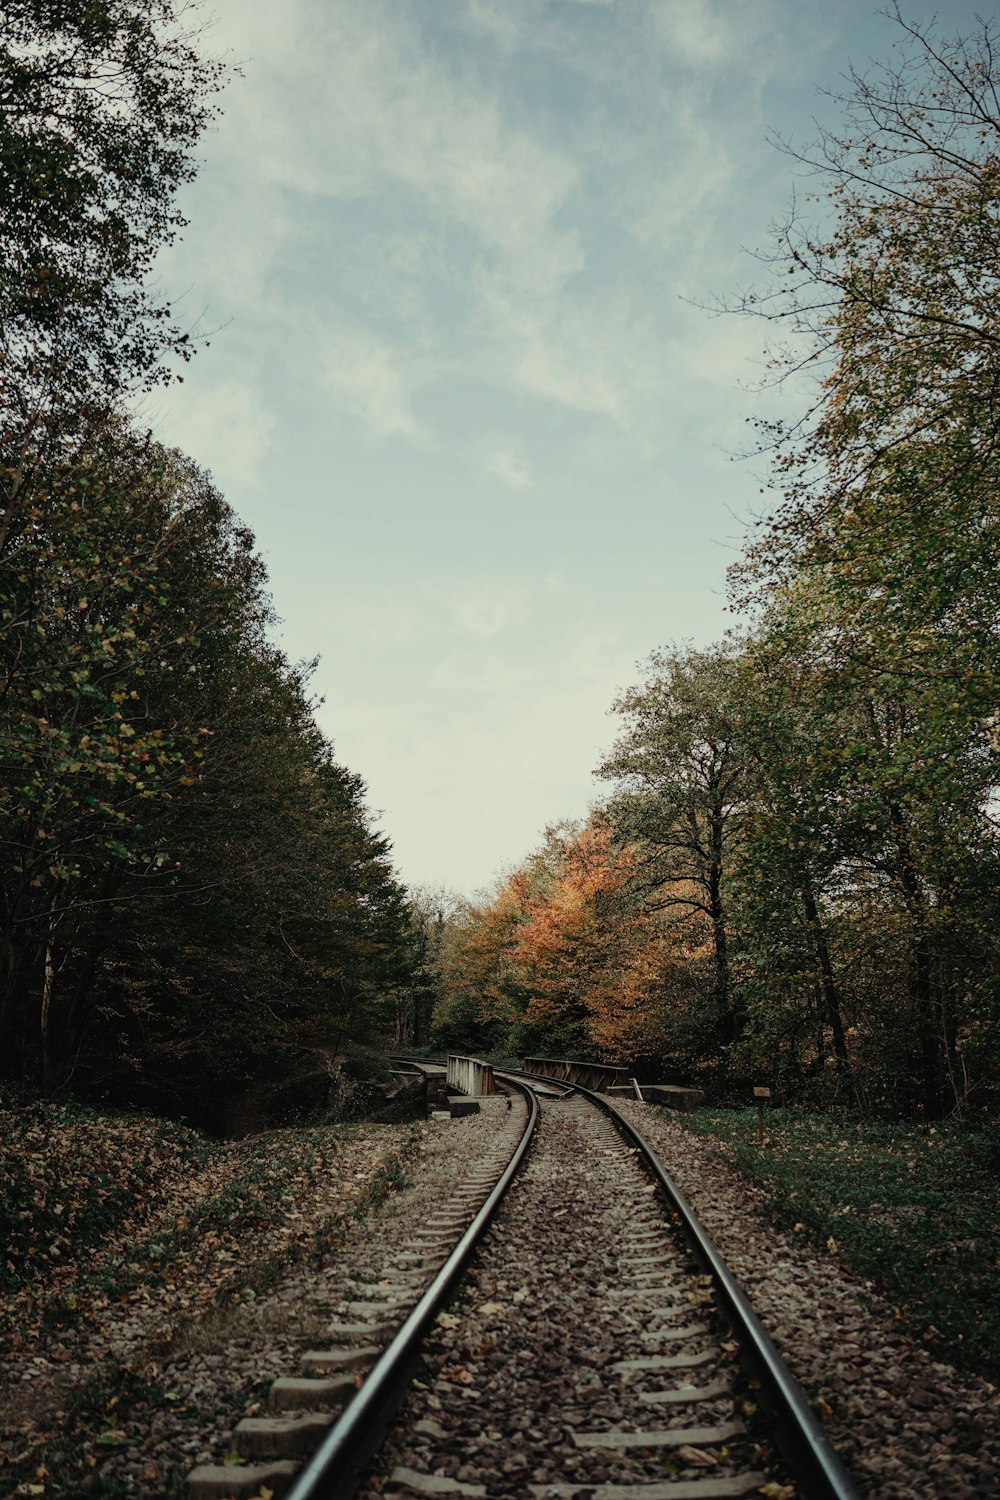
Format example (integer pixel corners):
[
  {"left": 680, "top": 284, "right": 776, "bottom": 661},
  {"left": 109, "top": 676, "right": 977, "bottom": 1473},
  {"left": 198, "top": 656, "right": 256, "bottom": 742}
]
[
  {"left": 0, "top": 1, "right": 422, "bottom": 1129},
  {"left": 2, "top": 3, "right": 999, "bottom": 1128},
  {"left": 425, "top": 9, "right": 1000, "bottom": 1121}
]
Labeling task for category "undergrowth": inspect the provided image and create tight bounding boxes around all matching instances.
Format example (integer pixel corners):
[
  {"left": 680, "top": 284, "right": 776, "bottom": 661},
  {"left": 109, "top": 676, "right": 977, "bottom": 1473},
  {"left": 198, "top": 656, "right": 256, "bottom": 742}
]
[
  {"left": 0, "top": 1094, "right": 419, "bottom": 1355},
  {"left": 0, "top": 1095, "right": 420, "bottom": 1496},
  {"left": 678, "top": 1106, "right": 1000, "bottom": 1384}
]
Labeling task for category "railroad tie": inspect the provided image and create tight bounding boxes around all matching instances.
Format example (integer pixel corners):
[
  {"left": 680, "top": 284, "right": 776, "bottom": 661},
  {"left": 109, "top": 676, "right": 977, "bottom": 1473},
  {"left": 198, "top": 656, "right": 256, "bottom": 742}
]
[
  {"left": 384, "top": 1467, "right": 486, "bottom": 1496},
  {"left": 523, "top": 1477, "right": 766, "bottom": 1499},
  {"left": 300, "top": 1344, "right": 379, "bottom": 1373},
  {"left": 614, "top": 1350, "right": 717, "bottom": 1371},
  {"left": 326, "top": 1317, "right": 397, "bottom": 1340},
  {"left": 187, "top": 1459, "right": 299, "bottom": 1500},
  {"left": 617, "top": 1253, "right": 680, "bottom": 1267},
  {"left": 339, "top": 1298, "right": 413, "bottom": 1317},
  {"left": 571, "top": 1417, "right": 745, "bottom": 1450},
  {"left": 626, "top": 1323, "right": 710, "bottom": 1344},
  {"left": 637, "top": 1377, "right": 731, "bottom": 1404},
  {"left": 232, "top": 1411, "right": 334, "bottom": 1460},
  {"left": 619, "top": 1303, "right": 699, "bottom": 1325},
  {"left": 607, "top": 1286, "right": 700, "bottom": 1301},
  {"left": 267, "top": 1373, "right": 357, "bottom": 1411}
]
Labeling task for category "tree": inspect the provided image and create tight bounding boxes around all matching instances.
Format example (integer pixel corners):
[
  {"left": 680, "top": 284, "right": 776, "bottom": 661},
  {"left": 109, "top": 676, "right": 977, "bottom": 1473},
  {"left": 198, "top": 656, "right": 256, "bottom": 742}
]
[
  {"left": 0, "top": 5, "right": 418, "bottom": 1124},
  {"left": 1, "top": 0, "right": 226, "bottom": 562},
  {"left": 0, "top": 428, "right": 417, "bottom": 1114},
  {"left": 597, "top": 642, "right": 750, "bottom": 1060},
  {"left": 391, "top": 887, "right": 460, "bottom": 1050},
  {"left": 732, "top": 8, "right": 1000, "bottom": 699},
  {"left": 719, "top": 6, "right": 1000, "bottom": 1115},
  {"left": 751, "top": 581, "right": 997, "bottom": 1115}
]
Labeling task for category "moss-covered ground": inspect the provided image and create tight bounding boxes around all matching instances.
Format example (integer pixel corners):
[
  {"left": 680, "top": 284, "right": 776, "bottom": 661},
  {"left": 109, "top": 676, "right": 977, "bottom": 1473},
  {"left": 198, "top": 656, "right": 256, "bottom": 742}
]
[{"left": 676, "top": 1106, "right": 1000, "bottom": 1384}]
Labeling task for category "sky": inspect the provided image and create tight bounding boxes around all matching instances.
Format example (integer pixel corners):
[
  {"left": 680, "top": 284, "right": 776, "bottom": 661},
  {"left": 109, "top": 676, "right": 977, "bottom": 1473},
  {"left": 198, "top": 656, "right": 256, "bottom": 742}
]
[{"left": 149, "top": 0, "right": 981, "bottom": 898}]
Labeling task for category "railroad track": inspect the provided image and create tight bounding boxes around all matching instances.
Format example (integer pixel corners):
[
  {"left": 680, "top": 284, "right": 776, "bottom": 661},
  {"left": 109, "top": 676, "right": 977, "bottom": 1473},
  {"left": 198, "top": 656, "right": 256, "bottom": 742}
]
[{"left": 187, "top": 1062, "right": 860, "bottom": 1500}]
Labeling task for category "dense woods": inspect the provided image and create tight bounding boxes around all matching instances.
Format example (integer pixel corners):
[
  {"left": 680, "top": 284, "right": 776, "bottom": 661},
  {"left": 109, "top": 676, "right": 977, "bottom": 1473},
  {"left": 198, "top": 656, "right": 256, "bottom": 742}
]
[
  {"left": 0, "top": 1, "right": 418, "bottom": 1127},
  {"left": 5, "top": 4, "right": 999, "bottom": 1129},
  {"left": 430, "top": 11, "right": 1000, "bottom": 1120}
]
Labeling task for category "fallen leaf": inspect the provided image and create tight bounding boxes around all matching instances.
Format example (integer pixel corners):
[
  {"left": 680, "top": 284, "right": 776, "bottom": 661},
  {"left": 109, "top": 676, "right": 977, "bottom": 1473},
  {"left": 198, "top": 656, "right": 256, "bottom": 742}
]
[
  {"left": 677, "top": 1445, "right": 717, "bottom": 1467},
  {"left": 826, "top": 1236, "right": 838, "bottom": 1254},
  {"left": 478, "top": 1301, "right": 503, "bottom": 1315},
  {"left": 436, "top": 1312, "right": 460, "bottom": 1329},
  {"left": 815, "top": 1398, "right": 833, "bottom": 1423}
]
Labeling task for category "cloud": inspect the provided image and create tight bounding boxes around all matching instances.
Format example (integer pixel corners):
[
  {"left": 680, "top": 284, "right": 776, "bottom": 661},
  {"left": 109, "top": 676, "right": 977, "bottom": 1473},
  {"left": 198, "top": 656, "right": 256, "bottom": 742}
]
[
  {"left": 142, "top": 377, "right": 276, "bottom": 490},
  {"left": 650, "top": 0, "right": 784, "bottom": 69},
  {"left": 158, "top": 0, "right": 810, "bottom": 478},
  {"left": 319, "top": 318, "right": 423, "bottom": 442},
  {"left": 483, "top": 442, "right": 533, "bottom": 490}
]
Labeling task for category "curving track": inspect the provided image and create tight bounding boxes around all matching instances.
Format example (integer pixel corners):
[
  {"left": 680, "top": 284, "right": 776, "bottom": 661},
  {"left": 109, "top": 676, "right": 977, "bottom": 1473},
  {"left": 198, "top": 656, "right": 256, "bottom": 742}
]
[{"left": 187, "top": 1063, "right": 860, "bottom": 1500}]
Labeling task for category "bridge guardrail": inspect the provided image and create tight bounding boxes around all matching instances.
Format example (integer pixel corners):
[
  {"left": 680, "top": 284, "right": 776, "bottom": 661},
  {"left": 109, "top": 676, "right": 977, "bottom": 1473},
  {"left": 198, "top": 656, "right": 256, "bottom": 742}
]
[{"left": 446, "top": 1054, "right": 496, "bottom": 1096}]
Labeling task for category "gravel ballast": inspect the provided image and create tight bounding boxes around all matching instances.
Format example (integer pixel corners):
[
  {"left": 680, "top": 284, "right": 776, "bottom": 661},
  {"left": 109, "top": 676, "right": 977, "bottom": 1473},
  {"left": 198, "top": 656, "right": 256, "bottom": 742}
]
[
  {"left": 613, "top": 1100, "right": 1000, "bottom": 1500},
  {"left": 2, "top": 1106, "right": 519, "bottom": 1498},
  {"left": 9, "top": 1090, "right": 998, "bottom": 1499},
  {"left": 363, "top": 1092, "right": 773, "bottom": 1499}
]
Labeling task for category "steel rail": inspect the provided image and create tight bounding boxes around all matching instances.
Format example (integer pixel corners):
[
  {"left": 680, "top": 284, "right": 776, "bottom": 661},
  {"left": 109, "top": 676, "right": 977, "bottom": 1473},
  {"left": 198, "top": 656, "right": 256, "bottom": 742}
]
[
  {"left": 283, "top": 1074, "right": 539, "bottom": 1500},
  {"left": 567, "top": 1077, "right": 863, "bottom": 1500}
]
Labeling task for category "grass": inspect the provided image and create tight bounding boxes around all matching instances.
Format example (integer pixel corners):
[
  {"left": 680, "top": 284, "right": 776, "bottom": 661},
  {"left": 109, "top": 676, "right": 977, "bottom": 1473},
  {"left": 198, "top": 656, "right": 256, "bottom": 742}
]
[{"left": 677, "top": 1106, "right": 1000, "bottom": 1385}]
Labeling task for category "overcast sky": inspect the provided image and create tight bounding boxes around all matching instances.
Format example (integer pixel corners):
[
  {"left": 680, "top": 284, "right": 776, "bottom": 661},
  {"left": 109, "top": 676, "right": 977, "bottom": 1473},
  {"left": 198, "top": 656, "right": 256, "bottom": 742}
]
[{"left": 149, "top": 0, "right": 980, "bottom": 898}]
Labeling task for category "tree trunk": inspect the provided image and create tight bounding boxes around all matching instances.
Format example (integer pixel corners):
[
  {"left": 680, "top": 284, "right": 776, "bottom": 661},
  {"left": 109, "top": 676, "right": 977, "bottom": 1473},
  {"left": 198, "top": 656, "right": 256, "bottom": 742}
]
[
  {"left": 800, "top": 880, "right": 849, "bottom": 1070},
  {"left": 886, "top": 795, "right": 946, "bottom": 1117},
  {"left": 39, "top": 887, "right": 61, "bottom": 1090}
]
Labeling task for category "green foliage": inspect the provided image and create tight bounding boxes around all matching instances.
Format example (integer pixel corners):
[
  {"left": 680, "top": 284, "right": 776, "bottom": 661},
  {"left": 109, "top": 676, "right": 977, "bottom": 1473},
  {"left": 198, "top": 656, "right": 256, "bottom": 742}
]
[
  {"left": 680, "top": 1107, "right": 1000, "bottom": 1382},
  {"left": 0, "top": 426, "right": 416, "bottom": 1114},
  {"left": 598, "top": 642, "right": 750, "bottom": 1059},
  {"left": 0, "top": 3, "right": 416, "bottom": 1117},
  {"left": 0, "top": 0, "right": 226, "bottom": 419}
]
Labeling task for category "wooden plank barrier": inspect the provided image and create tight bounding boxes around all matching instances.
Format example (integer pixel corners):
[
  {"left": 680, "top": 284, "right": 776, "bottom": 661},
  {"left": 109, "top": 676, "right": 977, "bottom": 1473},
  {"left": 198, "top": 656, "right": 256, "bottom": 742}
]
[{"left": 446, "top": 1054, "right": 497, "bottom": 1096}]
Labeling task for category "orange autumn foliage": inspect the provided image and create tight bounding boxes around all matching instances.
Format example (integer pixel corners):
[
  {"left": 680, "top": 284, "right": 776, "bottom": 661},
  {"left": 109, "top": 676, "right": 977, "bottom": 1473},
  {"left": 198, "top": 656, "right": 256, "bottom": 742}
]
[{"left": 436, "top": 817, "right": 707, "bottom": 1062}]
